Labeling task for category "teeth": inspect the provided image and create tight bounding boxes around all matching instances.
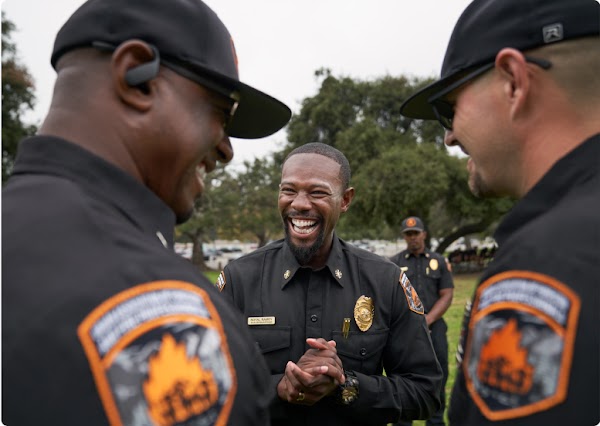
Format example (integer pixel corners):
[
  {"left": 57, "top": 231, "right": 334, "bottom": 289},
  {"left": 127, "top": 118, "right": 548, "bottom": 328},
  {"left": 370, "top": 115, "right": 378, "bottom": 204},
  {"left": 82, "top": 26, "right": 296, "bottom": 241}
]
[
  {"left": 291, "top": 218, "right": 317, "bottom": 234},
  {"left": 292, "top": 219, "right": 316, "bottom": 227},
  {"left": 196, "top": 165, "right": 206, "bottom": 179}
]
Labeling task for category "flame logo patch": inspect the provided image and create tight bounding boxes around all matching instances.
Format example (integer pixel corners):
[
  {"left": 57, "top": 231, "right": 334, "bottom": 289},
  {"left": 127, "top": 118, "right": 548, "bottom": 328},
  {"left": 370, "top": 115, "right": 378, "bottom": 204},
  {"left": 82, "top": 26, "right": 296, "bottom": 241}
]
[
  {"left": 78, "top": 281, "right": 236, "bottom": 426},
  {"left": 464, "top": 271, "right": 580, "bottom": 421},
  {"left": 144, "top": 334, "right": 219, "bottom": 426},
  {"left": 477, "top": 318, "right": 534, "bottom": 395}
]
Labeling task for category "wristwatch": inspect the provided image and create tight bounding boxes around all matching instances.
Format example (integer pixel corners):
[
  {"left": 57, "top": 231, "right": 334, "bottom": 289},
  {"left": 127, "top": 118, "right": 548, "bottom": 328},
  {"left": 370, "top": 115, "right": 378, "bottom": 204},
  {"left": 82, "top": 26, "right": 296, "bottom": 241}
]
[{"left": 338, "top": 370, "right": 359, "bottom": 405}]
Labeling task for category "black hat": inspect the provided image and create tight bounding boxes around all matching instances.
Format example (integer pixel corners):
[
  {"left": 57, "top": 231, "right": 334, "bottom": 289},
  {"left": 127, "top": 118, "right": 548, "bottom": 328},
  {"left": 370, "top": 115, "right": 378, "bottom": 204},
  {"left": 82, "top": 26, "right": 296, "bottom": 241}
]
[
  {"left": 51, "top": 0, "right": 291, "bottom": 139},
  {"left": 400, "top": 0, "right": 600, "bottom": 120},
  {"left": 401, "top": 217, "right": 425, "bottom": 233}
]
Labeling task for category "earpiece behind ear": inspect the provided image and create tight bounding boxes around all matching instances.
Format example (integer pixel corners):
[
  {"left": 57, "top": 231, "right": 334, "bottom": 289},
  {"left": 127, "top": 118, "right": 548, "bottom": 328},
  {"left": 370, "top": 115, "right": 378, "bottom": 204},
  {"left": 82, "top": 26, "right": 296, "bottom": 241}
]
[{"left": 125, "top": 45, "right": 160, "bottom": 87}]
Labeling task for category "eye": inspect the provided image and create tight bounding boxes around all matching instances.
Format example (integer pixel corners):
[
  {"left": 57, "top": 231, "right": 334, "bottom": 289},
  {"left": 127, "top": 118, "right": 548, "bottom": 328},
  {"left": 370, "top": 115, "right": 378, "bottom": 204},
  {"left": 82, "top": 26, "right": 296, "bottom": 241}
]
[
  {"left": 280, "top": 187, "right": 296, "bottom": 195},
  {"left": 310, "top": 190, "right": 330, "bottom": 198}
]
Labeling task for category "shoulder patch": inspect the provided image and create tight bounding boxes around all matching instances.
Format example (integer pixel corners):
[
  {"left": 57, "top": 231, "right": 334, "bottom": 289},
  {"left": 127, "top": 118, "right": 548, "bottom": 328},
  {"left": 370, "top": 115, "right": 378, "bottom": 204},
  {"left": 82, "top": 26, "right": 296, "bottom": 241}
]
[
  {"left": 463, "top": 270, "right": 580, "bottom": 421},
  {"left": 215, "top": 271, "right": 226, "bottom": 292},
  {"left": 78, "top": 280, "right": 237, "bottom": 426},
  {"left": 399, "top": 271, "right": 424, "bottom": 314}
]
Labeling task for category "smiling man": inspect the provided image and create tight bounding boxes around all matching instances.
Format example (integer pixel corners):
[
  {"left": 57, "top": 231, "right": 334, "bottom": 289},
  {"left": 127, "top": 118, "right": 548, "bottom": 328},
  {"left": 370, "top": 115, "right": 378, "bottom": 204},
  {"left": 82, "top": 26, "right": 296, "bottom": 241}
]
[
  {"left": 216, "top": 143, "right": 442, "bottom": 425},
  {"left": 399, "top": 0, "right": 600, "bottom": 425},
  {"left": 2, "top": 0, "right": 290, "bottom": 424}
]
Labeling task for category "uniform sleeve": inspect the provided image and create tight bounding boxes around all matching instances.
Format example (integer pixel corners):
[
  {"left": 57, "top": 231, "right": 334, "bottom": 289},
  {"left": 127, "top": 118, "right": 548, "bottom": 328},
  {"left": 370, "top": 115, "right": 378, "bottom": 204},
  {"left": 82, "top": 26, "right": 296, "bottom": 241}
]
[{"left": 341, "top": 270, "right": 443, "bottom": 424}]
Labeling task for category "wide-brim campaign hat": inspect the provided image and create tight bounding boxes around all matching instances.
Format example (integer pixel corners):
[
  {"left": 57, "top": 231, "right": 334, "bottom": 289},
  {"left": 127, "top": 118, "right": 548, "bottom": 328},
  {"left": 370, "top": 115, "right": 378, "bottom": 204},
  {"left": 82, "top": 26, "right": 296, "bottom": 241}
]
[
  {"left": 51, "top": 0, "right": 291, "bottom": 139},
  {"left": 399, "top": 0, "right": 600, "bottom": 120}
]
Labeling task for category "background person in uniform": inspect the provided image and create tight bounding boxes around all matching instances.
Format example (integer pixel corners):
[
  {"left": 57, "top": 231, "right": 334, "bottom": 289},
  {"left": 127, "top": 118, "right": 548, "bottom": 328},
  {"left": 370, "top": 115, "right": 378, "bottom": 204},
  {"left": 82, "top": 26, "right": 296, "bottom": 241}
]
[
  {"left": 389, "top": 216, "right": 454, "bottom": 426},
  {"left": 399, "top": 0, "right": 599, "bottom": 424},
  {"left": 215, "top": 142, "right": 442, "bottom": 425},
  {"left": 1, "top": 0, "right": 291, "bottom": 424}
]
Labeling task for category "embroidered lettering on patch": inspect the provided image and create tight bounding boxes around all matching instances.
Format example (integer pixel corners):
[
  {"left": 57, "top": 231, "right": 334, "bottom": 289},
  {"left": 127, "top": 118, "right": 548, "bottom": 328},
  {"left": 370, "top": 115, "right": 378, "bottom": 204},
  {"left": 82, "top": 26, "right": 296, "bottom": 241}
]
[
  {"left": 78, "top": 281, "right": 237, "bottom": 426},
  {"left": 399, "top": 271, "right": 424, "bottom": 314},
  {"left": 463, "top": 271, "right": 580, "bottom": 421},
  {"left": 215, "top": 271, "right": 226, "bottom": 292}
]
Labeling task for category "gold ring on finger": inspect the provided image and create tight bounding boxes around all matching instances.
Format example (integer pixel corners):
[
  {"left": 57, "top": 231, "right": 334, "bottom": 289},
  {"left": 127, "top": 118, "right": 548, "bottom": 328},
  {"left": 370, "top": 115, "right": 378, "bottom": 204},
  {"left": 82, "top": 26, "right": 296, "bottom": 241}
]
[{"left": 296, "top": 391, "right": 305, "bottom": 402}]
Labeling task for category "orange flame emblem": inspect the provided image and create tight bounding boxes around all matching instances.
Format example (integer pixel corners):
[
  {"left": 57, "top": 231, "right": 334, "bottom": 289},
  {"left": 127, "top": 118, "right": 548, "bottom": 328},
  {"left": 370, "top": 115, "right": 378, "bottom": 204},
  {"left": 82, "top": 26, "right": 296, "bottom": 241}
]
[
  {"left": 477, "top": 318, "right": 534, "bottom": 395},
  {"left": 144, "top": 334, "right": 219, "bottom": 426}
]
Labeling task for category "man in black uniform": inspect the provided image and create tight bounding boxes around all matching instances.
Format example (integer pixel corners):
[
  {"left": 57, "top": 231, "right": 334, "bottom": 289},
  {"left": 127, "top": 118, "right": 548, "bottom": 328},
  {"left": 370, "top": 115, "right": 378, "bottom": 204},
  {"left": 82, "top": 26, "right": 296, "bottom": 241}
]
[
  {"left": 389, "top": 216, "right": 454, "bottom": 426},
  {"left": 215, "top": 143, "right": 443, "bottom": 425},
  {"left": 2, "top": 0, "right": 291, "bottom": 424},
  {"left": 398, "top": 0, "right": 600, "bottom": 424}
]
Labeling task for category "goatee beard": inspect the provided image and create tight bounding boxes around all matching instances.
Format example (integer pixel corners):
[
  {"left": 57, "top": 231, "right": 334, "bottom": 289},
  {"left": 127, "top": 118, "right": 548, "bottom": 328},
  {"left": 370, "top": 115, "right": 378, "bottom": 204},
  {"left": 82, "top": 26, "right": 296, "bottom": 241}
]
[{"left": 284, "top": 221, "right": 325, "bottom": 266}]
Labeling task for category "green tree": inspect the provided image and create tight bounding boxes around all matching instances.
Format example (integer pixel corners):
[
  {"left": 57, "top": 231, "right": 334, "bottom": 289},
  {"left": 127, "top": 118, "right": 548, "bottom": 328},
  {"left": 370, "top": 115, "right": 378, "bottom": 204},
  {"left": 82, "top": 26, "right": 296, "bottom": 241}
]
[
  {"left": 2, "top": 12, "right": 37, "bottom": 183},
  {"left": 176, "top": 158, "right": 283, "bottom": 270}
]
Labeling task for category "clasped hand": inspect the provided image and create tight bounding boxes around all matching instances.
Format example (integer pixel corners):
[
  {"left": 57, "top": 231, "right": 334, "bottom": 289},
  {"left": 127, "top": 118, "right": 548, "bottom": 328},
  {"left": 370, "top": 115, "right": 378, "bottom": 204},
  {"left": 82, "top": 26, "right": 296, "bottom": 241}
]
[{"left": 277, "top": 338, "right": 345, "bottom": 405}]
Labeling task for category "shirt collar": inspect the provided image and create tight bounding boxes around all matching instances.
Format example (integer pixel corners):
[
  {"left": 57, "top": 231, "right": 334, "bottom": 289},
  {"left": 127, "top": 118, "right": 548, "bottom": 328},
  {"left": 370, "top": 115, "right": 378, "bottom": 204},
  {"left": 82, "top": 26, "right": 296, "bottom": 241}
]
[
  {"left": 404, "top": 249, "right": 430, "bottom": 259},
  {"left": 280, "top": 233, "right": 345, "bottom": 288},
  {"left": 494, "top": 134, "right": 600, "bottom": 245},
  {"left": 12, "top": 136, "right": 176, "bottom": 249}
]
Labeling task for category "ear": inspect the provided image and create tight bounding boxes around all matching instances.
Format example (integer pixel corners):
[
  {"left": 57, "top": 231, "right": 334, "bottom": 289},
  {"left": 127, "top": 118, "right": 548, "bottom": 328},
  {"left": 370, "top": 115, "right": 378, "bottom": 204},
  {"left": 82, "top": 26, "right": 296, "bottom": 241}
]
[
  {"left": 110, "top": 40, "right": 159, "bottom": 112},
  {"left": 340, "top": 187, "right": 355, "bottom": 213},
  {"left": 495, "top": 48, "right": 531, "bottom": 120}
]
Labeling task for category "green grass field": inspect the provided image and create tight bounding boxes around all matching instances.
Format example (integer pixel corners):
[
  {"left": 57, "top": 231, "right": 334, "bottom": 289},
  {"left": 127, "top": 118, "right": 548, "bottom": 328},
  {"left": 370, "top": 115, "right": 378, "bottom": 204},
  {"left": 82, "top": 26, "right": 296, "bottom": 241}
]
[{"left": 203, "top": 270, "right": 479, "bottom": 425}]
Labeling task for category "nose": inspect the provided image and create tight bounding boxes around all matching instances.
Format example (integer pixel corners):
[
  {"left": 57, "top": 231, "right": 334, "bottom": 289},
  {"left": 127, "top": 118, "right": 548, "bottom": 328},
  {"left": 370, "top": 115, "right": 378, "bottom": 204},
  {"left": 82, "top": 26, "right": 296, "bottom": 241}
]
[
  {"left": 290, "top": 191, "right": 312, "bottom": 211},
  {"left": 216, "top": 133, "right": 233, "bottom": 165},
  {"left": 443, "top": 129, "right": 457, "bottom": 147}
]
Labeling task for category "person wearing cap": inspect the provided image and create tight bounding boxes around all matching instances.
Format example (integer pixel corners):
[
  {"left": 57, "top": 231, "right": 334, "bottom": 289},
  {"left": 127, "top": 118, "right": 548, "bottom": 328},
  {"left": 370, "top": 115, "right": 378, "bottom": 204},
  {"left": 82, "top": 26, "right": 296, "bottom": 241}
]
[
  {"left": 214, "top": 143, "right": 443, "bottom": 425},
  {"left": 389, "top": 217, "right": 454, "bottom": 426},
  {"left": 2, "top": 0, "right": 291, "bottom": 424},
  {"left": 399, "top": 0, "right": 599, "bottom": 425}
]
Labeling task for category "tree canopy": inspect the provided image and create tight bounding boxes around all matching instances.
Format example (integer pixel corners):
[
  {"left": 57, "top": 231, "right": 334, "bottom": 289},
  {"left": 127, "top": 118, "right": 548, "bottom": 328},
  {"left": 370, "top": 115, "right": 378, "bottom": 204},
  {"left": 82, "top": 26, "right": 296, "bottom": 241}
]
[{"left": 2, "top": 12, "right": 37, "bottom": 184}]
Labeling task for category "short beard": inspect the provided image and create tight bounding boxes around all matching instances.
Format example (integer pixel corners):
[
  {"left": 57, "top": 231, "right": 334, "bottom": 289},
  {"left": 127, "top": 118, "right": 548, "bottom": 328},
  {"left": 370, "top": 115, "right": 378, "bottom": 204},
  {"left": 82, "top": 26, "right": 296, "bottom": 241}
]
[{"left": 284, "top": 221, "right": 325, "bottom": 266}]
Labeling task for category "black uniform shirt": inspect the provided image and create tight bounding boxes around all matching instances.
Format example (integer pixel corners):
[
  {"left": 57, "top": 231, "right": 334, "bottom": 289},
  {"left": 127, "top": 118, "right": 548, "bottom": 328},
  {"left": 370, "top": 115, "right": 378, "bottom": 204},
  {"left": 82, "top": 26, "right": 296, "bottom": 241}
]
[
  {"left": 2, "top": 136, "right": 271, "bottom": 426},
  {"left": 218, "top": 235, "right": 443, "bottom": 426},
  {"left": 449, "top": 135, "right": 600, "bottom": 425},
  {"left": 389, "top": 249, "right": 453, "bottom": 314}
]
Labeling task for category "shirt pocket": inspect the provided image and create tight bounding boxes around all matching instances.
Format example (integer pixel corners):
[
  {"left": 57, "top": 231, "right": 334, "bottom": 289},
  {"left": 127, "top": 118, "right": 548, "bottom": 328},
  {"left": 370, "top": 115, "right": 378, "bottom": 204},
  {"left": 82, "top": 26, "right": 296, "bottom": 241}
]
[
  {"left": 332, "top": 328, "right": 389, "bottom": 374},
  {"left": 249, "top": 326, "right": 291, "bottom": 374}
]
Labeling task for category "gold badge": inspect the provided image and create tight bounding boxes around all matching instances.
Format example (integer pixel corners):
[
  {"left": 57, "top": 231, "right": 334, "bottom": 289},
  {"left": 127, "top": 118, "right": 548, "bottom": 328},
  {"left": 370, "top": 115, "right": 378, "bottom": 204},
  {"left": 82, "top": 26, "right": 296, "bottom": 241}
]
[
  {"left": 429, "top": 258, "right": 439, "bottom": 271},
  {"left": 284, "top": 270, "right": 291, "bottom": 279},
  {"left": 335, "top": 269, "right": 343, "bottom": 279},
  {"left": 354, "top": 295, "right": 374, "bottom": 332}
]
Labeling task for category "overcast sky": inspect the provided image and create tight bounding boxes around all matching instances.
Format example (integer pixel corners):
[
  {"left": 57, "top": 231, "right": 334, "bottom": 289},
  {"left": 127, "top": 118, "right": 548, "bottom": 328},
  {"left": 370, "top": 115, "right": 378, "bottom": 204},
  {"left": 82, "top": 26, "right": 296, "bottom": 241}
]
[{"left": 2, "top": 0, "right": 471, "bottom": 166}]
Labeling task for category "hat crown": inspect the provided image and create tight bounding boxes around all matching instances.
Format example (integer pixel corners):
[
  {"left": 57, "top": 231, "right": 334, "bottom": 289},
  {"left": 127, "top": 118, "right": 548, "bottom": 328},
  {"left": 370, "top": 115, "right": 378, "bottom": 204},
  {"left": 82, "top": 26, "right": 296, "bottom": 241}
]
[
  {"left": 52, "top": 0, "right": 238, "bottom": 81},
  {"left": 402, "top": 216, "right": 424, "bottom": 233},
  {"left": 50, "top": 0, "right": 291, "bottom": 139},
  {"left": 441, "top": 0, "right": 600, "bottom": 79}
]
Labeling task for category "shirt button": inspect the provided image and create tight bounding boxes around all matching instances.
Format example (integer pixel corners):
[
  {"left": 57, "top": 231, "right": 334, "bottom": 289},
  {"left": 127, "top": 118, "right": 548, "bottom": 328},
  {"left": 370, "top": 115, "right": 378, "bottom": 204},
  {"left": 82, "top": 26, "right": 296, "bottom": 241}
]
[
  {"left": 360, "top": 348, "right": 367, "bottom": 356},
  {"left": 310, "top": 315, "right": 318, "bottom": 322}
]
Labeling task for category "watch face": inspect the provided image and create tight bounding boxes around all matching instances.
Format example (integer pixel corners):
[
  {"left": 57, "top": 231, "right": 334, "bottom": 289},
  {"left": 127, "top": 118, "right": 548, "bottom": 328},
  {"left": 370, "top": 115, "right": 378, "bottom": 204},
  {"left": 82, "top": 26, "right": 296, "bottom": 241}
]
[{"left": 341, "top": 387, "right": 358, "bottom": 404}]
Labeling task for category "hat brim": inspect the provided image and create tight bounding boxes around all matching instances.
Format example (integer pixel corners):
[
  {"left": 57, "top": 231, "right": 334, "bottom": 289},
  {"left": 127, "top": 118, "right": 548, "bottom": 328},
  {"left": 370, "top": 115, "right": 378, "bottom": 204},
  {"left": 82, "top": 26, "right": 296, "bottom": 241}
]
[
  {"left": 399, "top": 76, "right": 456, "bottom": 121},
  {"left": 181, "top": 61, "right": 291, "bottom": 139},
  {"left": 402, "top": 227, "right": 424, "bottom": 233}
]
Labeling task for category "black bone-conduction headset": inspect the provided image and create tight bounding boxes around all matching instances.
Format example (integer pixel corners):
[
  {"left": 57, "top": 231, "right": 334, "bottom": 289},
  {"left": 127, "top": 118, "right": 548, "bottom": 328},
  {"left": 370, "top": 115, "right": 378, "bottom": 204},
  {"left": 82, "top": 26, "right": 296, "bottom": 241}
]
[{"left": 92, "top": 41, "right": 160, "bottom": 88}]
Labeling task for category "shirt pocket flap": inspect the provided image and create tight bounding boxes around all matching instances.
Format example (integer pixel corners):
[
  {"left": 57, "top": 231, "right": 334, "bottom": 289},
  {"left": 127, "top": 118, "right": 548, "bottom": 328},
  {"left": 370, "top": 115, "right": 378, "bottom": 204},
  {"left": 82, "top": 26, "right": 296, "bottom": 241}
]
[
  {"left": 333, "top": 328, "right": 389, "bottom": 360},
  {"left": 250, "top": 326, "right": 291, "bottom": 354}
]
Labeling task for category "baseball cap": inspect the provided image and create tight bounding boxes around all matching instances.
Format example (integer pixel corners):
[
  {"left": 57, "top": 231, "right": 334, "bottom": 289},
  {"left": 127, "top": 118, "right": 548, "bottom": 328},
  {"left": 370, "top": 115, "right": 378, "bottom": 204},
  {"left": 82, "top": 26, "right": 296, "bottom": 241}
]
[
  {"left": 402, "top": 217, "right": 425, "bottom": 233},
  {"left": 51, "top": 0, "right": 291, "bottom": 139},
  {"left": 399, "top": 0, "right": 600, "bottom": 120}
]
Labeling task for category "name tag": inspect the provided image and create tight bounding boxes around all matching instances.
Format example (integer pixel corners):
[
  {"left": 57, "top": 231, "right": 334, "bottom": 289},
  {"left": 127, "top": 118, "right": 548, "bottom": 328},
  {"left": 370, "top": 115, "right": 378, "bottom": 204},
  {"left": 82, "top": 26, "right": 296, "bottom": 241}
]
[{"left": 247, "top": 316, "right": 276, "bottom": 326}]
